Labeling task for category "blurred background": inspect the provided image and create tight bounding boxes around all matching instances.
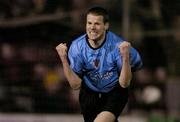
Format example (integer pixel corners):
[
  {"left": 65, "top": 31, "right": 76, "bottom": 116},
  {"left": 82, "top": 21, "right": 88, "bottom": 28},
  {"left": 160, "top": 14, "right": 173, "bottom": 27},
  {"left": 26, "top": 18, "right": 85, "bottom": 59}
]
[{"left": 0, "top": 0, "right": 179, "bottom": 122}]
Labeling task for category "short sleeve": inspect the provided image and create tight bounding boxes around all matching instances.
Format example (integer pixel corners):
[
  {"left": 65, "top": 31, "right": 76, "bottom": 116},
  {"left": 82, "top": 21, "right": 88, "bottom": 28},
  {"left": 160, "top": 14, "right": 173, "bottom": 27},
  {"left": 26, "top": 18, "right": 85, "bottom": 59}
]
[
  {"left": 68, "top": 42, "right": 84, "bottom": 75},
  {"left": 129, "top": 47, "right": 143, "bottom": 72}
]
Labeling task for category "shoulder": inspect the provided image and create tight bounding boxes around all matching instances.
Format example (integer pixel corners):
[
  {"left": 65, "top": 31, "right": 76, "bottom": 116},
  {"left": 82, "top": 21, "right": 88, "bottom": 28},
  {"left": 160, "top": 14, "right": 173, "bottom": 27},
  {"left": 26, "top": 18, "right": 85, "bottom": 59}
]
[
  {"left": 70, "top": 33, "right": 87, "bottom": 49},
  {"left": 107, "top": 31, "right": 124, "bottom": 41},
  {"left": 106, "top": 31, "right": 125, "bottom": 46}
]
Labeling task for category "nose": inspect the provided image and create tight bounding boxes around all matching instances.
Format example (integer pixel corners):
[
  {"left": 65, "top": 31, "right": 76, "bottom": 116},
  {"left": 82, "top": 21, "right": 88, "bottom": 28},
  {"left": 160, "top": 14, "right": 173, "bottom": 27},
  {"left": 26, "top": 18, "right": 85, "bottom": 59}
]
[{"left": 90, "top": 24, "right": 95, "bottom": 30}]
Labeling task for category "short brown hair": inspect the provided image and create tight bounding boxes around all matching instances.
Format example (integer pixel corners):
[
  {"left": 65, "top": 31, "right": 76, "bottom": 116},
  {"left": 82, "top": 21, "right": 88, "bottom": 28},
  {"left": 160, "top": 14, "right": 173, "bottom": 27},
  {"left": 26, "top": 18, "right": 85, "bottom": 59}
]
[{"left": 87, "top": 7, "right": 109, "bottom": 23}]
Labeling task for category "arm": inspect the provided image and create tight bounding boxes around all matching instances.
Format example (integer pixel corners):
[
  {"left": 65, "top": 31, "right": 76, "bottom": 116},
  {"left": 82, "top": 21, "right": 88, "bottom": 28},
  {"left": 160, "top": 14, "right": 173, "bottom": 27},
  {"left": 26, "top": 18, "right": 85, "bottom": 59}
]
[
  {"left": 56, "top": 43, "right": 82, "bottom": 90},
  {"left": 118, "top": 42, "right": 132, "bottom": 88}
]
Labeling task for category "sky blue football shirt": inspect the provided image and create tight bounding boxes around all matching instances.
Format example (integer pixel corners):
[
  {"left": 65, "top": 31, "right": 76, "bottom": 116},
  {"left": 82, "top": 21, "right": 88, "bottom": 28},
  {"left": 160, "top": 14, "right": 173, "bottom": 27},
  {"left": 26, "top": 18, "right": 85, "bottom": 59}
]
[{"left": 68, "top": 31, "right": 142, "bottom": 92}]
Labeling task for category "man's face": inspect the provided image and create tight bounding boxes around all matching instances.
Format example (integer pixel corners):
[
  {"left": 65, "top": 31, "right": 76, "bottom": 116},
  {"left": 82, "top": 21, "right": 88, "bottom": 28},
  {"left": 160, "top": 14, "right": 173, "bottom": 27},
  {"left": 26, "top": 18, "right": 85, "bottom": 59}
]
[{"left": 86, "top": 14, "right": 109, "bottom": 41}]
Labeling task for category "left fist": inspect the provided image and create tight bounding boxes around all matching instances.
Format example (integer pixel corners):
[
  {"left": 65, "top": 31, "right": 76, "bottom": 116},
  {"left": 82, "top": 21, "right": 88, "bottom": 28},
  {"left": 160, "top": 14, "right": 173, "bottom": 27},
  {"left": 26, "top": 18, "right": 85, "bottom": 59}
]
[{"left": 118, "top": 41, "right": 131, "bottom": 58}]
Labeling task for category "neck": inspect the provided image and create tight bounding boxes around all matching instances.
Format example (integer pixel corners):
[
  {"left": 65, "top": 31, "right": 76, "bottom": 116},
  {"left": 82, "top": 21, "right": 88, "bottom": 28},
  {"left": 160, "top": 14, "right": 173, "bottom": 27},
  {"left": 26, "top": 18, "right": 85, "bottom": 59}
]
[{"left": 88, "top": 39, "right": 102, "bottom": 48}]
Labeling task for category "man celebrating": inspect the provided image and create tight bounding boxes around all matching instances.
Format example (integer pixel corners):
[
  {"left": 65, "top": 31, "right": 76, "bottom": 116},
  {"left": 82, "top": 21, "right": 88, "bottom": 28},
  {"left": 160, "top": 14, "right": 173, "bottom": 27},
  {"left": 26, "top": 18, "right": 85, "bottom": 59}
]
[{"left": 56, "top": 7, "right": 142, "bottom": 122}]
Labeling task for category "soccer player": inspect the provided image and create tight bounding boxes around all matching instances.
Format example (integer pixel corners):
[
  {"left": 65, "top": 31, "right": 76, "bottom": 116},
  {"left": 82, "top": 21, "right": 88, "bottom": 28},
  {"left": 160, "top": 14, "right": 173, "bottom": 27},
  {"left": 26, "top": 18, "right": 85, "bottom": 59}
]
[{"left": 56, "top": 7, "right": 142, "bottom": 122}]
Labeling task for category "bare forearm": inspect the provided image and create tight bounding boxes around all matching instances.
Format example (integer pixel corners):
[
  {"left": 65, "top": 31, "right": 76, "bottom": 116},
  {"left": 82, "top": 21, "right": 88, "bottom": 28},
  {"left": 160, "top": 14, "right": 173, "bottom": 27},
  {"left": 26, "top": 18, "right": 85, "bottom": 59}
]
[
  {"left": 61, "top": 59, "right": 82, "bottom": 90},
  {"left": 56, "top": 43, "right": 82, "bottom": 90},
  {"left": 119, "top": 58, "right": 132, "bottom": 88}
]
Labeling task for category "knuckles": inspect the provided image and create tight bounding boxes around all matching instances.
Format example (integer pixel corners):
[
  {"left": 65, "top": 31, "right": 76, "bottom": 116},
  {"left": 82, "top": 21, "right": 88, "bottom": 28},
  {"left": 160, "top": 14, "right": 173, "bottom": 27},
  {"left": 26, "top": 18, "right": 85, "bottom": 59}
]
[
  {"left": 119, "top": 42, "right": 131, "bottom": 49},
  {"left": 56, "top": 43, "right": 67, "bottom": 51}
]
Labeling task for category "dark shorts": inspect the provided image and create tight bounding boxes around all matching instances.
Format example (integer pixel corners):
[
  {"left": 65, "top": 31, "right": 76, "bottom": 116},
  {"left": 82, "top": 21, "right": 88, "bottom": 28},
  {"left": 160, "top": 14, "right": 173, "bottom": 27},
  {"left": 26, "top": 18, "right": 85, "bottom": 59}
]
[{"left": 79, "top": 82, "right": 129, "bottom": 122}]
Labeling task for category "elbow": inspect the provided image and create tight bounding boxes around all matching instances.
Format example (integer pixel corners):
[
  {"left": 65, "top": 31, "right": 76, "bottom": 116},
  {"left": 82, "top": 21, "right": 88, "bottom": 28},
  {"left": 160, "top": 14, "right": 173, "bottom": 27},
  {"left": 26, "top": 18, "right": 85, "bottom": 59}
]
[
  {"left": 67, "top": 76, "right": 82, "bottom": 90},
  {"left": 119, "top": 67, "right": 132, "bottom": 88},
  {"left": 119, "top": 81, "right": 130, "bottom": 88},
  {"left": 119, "top": 76, "right": 132, "bottom": 88},
  {"left": 70, "top": 83, "right": 81, "bottom": 90}
]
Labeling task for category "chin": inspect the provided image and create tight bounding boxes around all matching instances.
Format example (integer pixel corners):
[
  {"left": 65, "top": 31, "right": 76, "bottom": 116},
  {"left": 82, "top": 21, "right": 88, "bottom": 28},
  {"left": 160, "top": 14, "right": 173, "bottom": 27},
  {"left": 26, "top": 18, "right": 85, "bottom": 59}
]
[
  {"left": 88, "top": 37, "right": 97, "bottom": 41},
  {"left": 92, "top": 38, "right": 99, "bottom": 42},
  {"left": 91, "top": 35, "right": 100, "bottom": 39}
]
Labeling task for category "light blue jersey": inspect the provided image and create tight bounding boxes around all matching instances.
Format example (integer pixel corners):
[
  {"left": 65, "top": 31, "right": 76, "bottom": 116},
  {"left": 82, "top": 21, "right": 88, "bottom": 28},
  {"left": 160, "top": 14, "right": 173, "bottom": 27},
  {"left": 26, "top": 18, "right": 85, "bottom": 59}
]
[{"left": 68, "top": 31, "right": 142, "bottom": 92}]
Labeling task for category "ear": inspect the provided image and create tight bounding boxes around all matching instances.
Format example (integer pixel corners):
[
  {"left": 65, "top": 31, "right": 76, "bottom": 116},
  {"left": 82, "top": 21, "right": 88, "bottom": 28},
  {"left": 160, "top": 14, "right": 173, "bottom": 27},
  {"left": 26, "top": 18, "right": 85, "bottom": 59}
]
[{"left": 105, "top": 22, "right": 109, "bottom": 30}]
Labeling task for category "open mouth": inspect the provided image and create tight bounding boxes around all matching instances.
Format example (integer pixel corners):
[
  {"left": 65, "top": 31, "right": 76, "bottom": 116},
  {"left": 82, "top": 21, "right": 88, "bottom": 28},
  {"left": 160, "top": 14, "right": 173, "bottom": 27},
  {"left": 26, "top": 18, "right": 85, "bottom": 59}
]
[{"left": 89, "top": 31, "right": 98, "bottom": 36}]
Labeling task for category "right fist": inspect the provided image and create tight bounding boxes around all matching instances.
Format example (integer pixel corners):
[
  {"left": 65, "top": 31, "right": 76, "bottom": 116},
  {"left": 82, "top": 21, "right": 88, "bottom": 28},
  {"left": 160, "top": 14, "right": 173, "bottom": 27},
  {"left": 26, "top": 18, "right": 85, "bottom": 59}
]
[{"left": 56, "top": 43, "right": 68, "bottom": 60}]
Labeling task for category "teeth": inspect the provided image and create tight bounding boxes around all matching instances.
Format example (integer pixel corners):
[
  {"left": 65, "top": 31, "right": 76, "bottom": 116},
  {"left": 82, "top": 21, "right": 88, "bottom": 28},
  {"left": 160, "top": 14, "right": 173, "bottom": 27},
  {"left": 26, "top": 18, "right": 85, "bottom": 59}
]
[{"left": 90, "top": 32, "right": 96, "bottom": 34}]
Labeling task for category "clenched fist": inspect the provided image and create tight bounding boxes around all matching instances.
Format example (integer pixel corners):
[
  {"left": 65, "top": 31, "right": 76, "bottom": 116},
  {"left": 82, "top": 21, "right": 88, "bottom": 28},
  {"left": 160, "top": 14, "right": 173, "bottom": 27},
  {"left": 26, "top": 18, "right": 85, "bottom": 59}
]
[
  {"left": 56, "top": 43, "right": 68, "bottom": 62},
  {"left": 118, "top": 41, "right": 131, "bottom": 60}
]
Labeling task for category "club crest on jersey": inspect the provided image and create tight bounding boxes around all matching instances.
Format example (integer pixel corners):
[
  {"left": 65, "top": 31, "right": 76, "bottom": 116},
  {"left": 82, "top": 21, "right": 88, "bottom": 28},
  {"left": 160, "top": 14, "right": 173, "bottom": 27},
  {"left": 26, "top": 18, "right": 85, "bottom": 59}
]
[{"left": 93, "top": 59, "right": 100, "bottom": 68}]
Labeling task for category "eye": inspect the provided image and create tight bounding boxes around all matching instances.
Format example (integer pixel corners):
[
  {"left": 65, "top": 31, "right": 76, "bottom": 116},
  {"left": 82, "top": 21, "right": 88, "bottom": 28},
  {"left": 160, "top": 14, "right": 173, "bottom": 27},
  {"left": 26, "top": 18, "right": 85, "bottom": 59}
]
[
  {"left": 87, "top": 22, "right": 92, "bottom": 25},
  {"left": 95, "top": 22, "right": 99, "bottom": 25}
]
